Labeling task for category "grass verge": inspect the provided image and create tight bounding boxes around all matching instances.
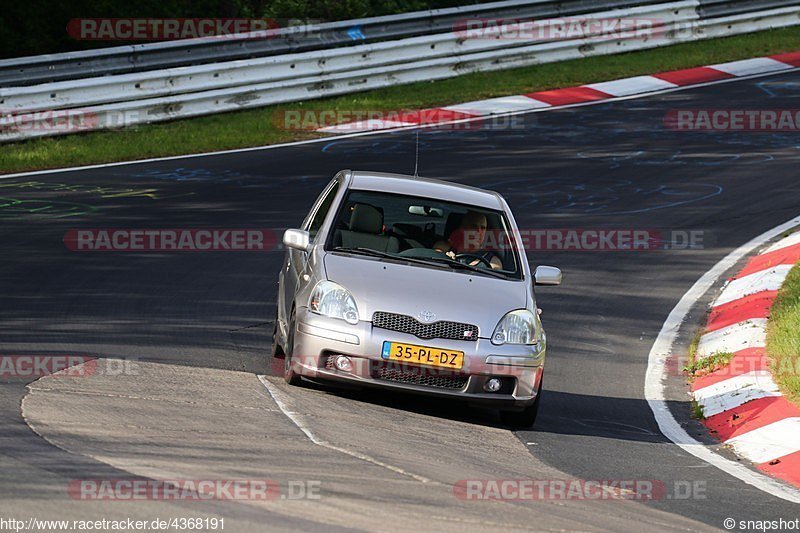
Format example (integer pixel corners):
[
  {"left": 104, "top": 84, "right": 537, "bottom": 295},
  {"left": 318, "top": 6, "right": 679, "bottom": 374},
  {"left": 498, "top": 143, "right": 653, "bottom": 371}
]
[
  {"left": 683, "top": 350, "right": 735, "bottom": 378},
  {"left": 2, "top": 27, "right": 799, "bottom": 174},
  {"left": 684, "top": 331, "right": 733, "bottom": 421},
  {"left": 766, "top": 261, "right": 800, "bottom": 407},
  {"left": 690, "top": 399, "right": 706, "bottom": 421}
]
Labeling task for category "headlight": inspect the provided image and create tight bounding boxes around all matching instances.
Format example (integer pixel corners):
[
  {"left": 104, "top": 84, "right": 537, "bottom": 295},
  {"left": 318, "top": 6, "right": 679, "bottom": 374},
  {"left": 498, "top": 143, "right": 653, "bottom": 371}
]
[
  {"left": 308, "top": 281, "right": 359, "bottom": 325},
  {"left": 491, "top": 309, "right": 542, "bottom": 345}
]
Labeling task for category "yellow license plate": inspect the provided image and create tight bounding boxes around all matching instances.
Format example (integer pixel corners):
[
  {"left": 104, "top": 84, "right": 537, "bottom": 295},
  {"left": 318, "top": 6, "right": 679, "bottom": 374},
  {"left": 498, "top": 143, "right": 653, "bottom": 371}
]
[{"left": 381, "top": 341, "right": 464, "bottom": 370}]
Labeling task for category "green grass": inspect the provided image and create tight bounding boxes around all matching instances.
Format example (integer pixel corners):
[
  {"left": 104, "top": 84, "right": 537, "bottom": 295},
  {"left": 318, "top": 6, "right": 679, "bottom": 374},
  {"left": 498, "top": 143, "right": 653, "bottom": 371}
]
[
  {"left": 766, "top": 260, "right": 800, "bottom": 406},
  {"left": 687, "top": 324, "right": 704, "bottom": 362},
  {"left": 2, "top": 26, "right": 799, "bottom": 174},
  {"left": 683, "top": 351, "right": 735, "bottom": 378},
  {"left": 683, "top": 308, "right": 733, "bottom": 380},
  {"left": 690, "top": 399, "right": 706, "bottom": 421}
]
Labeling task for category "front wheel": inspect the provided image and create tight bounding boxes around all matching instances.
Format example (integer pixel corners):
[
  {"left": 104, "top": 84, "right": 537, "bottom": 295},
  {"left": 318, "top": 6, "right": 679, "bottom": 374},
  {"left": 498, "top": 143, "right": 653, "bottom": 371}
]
[
  {"left": 283, "top": 309, "right": 302, "bottom": 386},
  {"left": 500, "top": 379, "right": 542, "bottom": 429}
]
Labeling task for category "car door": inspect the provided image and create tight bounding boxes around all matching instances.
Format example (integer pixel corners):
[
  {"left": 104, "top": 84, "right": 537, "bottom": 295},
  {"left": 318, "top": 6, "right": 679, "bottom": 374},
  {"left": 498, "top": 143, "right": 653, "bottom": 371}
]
[{"left": 278, "top": 177, "right": 341, "bottom": 340}]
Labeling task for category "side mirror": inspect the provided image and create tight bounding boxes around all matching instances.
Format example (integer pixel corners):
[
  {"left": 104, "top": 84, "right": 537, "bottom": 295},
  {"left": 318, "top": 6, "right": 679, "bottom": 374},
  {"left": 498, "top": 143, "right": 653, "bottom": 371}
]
[
  {"left": 283, "top": 229, "right": 311, "bottom": 252},
  {"left": 534, "top": 265, "right": 562, "bottom": 286}
]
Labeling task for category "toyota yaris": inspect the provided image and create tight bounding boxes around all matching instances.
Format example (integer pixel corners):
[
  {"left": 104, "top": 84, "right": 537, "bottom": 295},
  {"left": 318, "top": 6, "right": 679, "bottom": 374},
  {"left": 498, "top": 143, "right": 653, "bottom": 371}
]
[{"left": 273, "top": 170, "right": 561, "bottom": 427}]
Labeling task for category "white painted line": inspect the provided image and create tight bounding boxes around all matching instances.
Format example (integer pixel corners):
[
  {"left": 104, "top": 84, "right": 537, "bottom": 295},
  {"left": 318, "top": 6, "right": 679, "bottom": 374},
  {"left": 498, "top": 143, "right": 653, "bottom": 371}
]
[
  {"left": 695, "top": 319, "right": 767, "bottom": 359},
  {"left": 726, "top": 418, "right": 800, "bottom": 464},
  {"left": 257, "top": 375, "right": 432, "bottom": 484},
  {"left": 585, "top": 76, "right": 677, "bottom": 97},
  {"left": 2, "top": 65, "right": 796, "bottom": 181},
  {"left": 693, "top": 370, "right": 782, "bottom": 418},
  {"left": 442, "top": 95, "right": 550, "bottom": 115},
  {"left": 710, "top": 57, "right": 794, "bottom": 77},
  {"left": 317, "top": 119, "right": 416, "bottom": 133},
  {"left": 644, "top": 214, "right": 800, "bottom": 504},
  {"left": 714, "top": 265, "right": 794, "bottom": 306},
  {"left": 761, "top": 231, "right": 800, "bottom": 255}
]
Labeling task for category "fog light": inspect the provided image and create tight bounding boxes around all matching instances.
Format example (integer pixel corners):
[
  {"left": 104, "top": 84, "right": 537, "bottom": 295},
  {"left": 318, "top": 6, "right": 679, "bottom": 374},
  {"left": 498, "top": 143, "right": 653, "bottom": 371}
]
[
  {"left": 334, "top": 355, "right": 353, "bottom": 372},
  {"left": 484, "top": 378, "right": 502, "bottom": 392}
]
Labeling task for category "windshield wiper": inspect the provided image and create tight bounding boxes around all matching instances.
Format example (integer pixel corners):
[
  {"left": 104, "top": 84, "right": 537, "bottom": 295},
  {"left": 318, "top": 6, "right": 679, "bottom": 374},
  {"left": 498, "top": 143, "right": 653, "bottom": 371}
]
[
  {"left": 331, "top": 247, "right": 449, "bottom": 269},
  {"left": 420, "top": 257, "right": 510, "bottom": 280},
  {"left": 332, "top": 247, "right": 397, "bottom": 260},
  {"left": 332, "top": 247, "right": 509, "bottom": 279}
]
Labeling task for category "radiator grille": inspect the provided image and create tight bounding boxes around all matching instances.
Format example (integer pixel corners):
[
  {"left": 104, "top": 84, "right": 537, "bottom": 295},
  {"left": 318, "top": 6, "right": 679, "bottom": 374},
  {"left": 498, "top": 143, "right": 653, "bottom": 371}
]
[{"left": 372, "top": 311, "right": 478, "bottom": 341}]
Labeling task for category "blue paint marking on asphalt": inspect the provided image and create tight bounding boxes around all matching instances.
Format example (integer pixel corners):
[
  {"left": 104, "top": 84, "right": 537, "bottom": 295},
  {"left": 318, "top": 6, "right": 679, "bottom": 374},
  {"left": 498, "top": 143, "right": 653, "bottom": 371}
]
[
  {"left": 575, "top": 150, "right": 775, "bottom": 169},
  {"left": 516, "top": 182, "right": 724, "bottom": 215},
  {"left": 321, "top": 130, "right": 499, "bottom": 154},
  {"left": 132, "top": 168, "right": 245, "bottom": 182},
  {"left": 755, "top": 80, "right": 800, "bottom": 98},
  {"left": 318, "top": 134, "right": 731, "bottom": 214},
  {"left": 469, "top": 178, "right": 724, "bottom": 215}
]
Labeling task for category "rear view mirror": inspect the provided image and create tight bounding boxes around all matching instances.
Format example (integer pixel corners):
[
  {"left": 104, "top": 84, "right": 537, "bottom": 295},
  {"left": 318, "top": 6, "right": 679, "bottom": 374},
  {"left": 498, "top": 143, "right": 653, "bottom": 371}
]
[
  {"left": 534, "top": 265, "right": 562, "bottom": 286},
  {"left": 408, "top": 205, "right": 443, "bottom": 217},
  {"left": 283, "top": 229, "right": 311, "bottom": 252}
]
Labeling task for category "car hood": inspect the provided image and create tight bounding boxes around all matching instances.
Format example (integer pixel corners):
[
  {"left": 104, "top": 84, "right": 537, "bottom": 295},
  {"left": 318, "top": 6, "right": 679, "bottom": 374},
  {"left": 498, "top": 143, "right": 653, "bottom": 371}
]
[{"left": 323, "top": 253, "right": 528, "bottom": 337}]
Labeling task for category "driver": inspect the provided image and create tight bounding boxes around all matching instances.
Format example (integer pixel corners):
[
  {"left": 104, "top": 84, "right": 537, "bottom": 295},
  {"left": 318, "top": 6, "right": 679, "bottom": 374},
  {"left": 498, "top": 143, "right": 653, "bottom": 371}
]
[{"left": 433, "top": 211, "right": 503, "bottom": 270}]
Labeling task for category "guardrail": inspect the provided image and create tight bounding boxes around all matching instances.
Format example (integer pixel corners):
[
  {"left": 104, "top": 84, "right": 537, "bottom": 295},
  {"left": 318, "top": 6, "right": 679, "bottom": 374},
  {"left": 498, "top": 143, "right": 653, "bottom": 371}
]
[
  {"left": 1, "top": 0, "right": 798, "bottom": 142},
  {"left": 0, "top": 0, "right": 667, "bottom": 87},
  {"left": 697, "top": 0, "right": 796, "bottom": 17},
  {"left": 1, "top": 2, "right": 699, "bottom": 113}
]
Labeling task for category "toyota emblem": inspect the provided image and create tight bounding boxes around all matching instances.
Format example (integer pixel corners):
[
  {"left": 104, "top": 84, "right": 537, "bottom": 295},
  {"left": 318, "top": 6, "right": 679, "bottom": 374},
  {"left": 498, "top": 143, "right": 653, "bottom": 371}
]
[{"left": 417, "top": 311, "right": 436, "bottom": 323}]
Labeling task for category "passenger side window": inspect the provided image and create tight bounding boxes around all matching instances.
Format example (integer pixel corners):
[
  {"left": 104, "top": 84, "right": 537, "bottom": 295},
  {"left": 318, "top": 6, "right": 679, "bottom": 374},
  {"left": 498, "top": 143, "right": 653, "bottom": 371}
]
[{"left": 305, "top": 181, "right": 340, "bottom": 240}]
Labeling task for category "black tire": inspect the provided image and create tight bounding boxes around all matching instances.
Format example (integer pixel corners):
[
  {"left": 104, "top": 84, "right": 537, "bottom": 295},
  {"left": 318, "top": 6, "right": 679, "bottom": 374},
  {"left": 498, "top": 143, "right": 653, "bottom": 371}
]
[
  {"left": 283, "top": 309, "right": 302, "bottom": 386},
  {"left": 501, "top": 379, "right": 542, "bottom": 429},
  {"left": 270, "top": 304, "right": 283, "bottom": 358}
]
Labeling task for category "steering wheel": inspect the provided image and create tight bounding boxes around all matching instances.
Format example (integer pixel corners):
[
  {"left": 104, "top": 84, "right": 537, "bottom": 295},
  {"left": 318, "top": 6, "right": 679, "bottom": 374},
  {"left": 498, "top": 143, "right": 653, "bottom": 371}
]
[{"left": 454, "top": 253, "right": 492, "bottom": 268}]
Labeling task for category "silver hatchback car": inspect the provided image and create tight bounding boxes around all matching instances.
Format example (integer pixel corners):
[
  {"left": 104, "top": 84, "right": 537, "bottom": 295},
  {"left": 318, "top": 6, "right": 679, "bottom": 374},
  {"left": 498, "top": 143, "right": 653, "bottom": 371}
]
[{"left": 273, "top": 170, "right": 561, "bottom": 427}]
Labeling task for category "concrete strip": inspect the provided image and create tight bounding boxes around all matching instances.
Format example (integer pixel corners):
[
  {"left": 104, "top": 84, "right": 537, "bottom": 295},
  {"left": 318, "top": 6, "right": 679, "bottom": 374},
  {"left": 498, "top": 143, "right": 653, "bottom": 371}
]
[{"left": 22, "top": 360, "right": 711, "bottom": 532}]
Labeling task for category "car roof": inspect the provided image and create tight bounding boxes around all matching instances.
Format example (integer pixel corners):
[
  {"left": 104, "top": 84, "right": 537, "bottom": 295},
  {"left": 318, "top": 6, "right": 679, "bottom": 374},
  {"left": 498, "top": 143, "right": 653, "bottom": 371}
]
[{"left": 347, "top": 171, "right": 504, "bottom": 210}]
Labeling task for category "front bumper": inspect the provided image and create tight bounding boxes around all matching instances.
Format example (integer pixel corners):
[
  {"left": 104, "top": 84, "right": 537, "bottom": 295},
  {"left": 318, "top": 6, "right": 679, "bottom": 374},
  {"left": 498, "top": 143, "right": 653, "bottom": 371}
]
[{"left": 290, "top": 307, "right": 545, "bottom": 409}]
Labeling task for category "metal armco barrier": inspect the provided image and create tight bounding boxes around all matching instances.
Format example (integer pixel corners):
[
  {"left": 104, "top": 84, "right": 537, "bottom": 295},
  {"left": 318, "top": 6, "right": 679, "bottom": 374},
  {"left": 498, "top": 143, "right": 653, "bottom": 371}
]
[
  {"left": 0, "top": 0, "right": 669, "bottom": 87},
  {"left": 0, "top": 0, "right": 798, "bottom": 142}
]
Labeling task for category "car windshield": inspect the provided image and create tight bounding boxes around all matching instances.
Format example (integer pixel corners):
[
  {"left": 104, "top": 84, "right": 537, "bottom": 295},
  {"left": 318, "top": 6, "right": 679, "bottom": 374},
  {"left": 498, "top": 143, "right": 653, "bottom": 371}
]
[{"left": 325, "top": 189, "right": 522, "bottom": 279}]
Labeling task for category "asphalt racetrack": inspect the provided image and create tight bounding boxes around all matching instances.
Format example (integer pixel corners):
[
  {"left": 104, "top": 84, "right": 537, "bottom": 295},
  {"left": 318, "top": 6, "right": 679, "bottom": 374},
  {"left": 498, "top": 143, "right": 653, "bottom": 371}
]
[{"left": 1, "top": 70, "right": 800, "bottom": 531}]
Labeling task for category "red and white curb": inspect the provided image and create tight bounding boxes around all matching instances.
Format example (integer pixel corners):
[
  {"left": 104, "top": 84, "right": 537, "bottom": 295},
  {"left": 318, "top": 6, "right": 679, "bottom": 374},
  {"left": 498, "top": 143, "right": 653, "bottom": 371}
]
[
  {"left": 317, "top": 52, "right": 800, "bottom": 133},
  {"left": 691, "top": 231, "right": 800, "bottom": 488}
]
